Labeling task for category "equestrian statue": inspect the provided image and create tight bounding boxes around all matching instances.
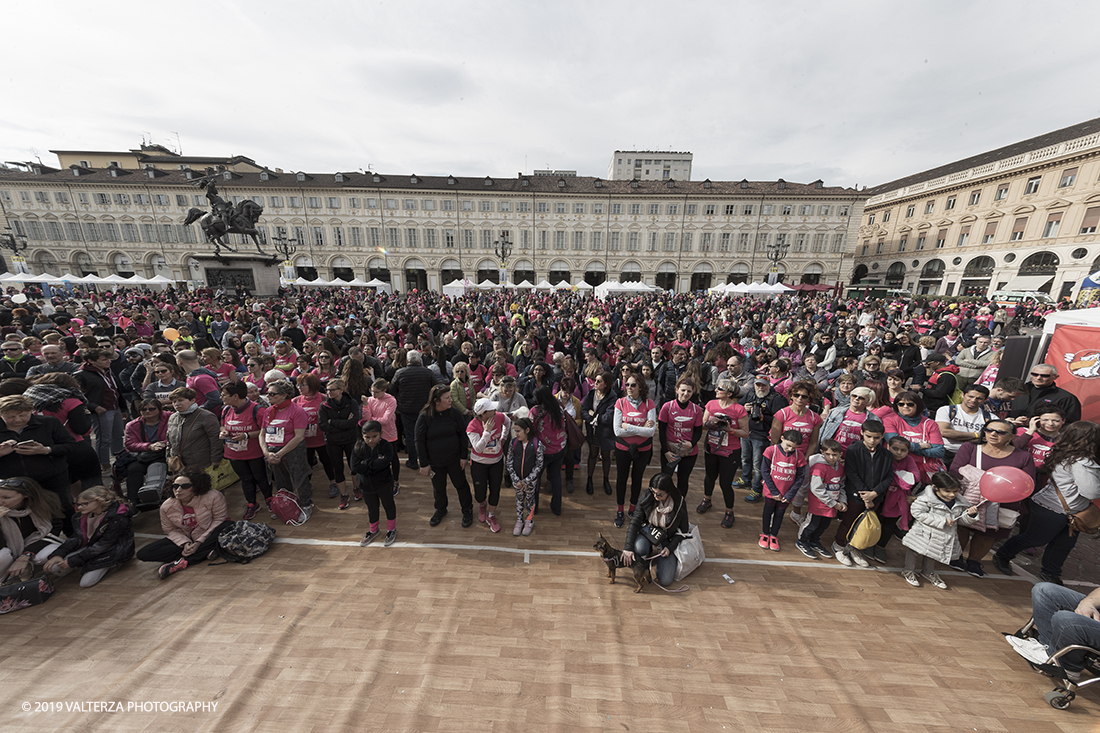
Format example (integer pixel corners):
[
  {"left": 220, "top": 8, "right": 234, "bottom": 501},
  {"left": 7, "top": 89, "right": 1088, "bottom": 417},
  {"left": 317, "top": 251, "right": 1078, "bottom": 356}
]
[{"left": 182, "top": 175, "right": 268, "bottom": 257}]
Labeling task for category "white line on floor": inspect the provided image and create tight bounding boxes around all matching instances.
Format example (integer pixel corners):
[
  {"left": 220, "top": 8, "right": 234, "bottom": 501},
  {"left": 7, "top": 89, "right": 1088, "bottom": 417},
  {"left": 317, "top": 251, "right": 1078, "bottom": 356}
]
[{"left": 133, "top": 532, "right": 1038, "bottom": 581}]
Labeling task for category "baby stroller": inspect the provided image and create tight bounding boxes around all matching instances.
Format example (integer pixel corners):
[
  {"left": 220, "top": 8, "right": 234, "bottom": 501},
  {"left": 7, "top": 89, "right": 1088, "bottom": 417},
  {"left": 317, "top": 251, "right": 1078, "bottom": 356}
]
[
  {"left": 111, "top": 450, "right": 168, "bottom": 512},
  {"left": 1005, "top": 619, "right": 1100, "bottom": 710}
]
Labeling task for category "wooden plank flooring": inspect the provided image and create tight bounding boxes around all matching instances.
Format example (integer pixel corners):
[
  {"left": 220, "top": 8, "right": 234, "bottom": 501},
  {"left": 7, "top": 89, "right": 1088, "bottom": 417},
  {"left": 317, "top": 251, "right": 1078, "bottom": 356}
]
[{"left": 3, "top": 464, "right": 1098, "bottom": 732}]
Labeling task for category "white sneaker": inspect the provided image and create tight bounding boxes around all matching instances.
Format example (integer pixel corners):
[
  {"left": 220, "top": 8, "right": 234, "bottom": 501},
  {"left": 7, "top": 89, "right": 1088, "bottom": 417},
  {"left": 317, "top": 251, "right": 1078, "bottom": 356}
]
[
  {"left": 923, "top": 572, "right": 948, "bottom": 590},
  {"left": 831, "top": 541, "right": 847, "bottom": 556},
  {"left": 850, "top": 550, "right": 872, "bottom": 569},
  {"left": 787, "top": 511, "right": 802, "bottom": 526},
  {"left": 836, "top": 549, "right": 854, "bottom": 567},
  {"left": 902, "top": 570, "right": 920, "bottom": 587},
  {"left": 1006, "top": 635, "right": 1050, "bottom": 665}
]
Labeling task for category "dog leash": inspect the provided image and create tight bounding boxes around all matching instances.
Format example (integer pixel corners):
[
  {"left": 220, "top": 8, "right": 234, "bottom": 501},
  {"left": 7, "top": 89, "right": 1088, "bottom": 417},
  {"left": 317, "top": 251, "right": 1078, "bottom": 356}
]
[{"left": 639, "top": 553, "right": 690, "bottom": 593}]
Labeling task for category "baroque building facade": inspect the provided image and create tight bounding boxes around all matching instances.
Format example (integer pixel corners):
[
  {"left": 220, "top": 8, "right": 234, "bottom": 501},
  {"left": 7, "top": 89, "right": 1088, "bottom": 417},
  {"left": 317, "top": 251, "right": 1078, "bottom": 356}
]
[
  {"left": 0, "top": 149, "right": 864, "bottom": 293},
  {"left": 852, "top": 117, "right": 1100, "bottom": 300}
]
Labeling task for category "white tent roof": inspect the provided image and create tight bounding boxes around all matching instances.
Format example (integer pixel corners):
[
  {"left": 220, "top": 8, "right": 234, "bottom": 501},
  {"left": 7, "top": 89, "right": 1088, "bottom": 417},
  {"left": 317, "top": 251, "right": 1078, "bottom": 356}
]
[
  {"left": 502, "top": 281, "right": 518, "bottom": 289},
  {"left": 477, "top": 279, "right": 501, "bottom": 289},
  {"left": 575, "top": 281, "right": 593, "bottom": 290},
  {"left": 744, "top": 281, "right": 771, "bottom": 293},
  {"left": 727, "top": 282, "right": 750, "bottom": 293},
  {"left": 534, "top": 280, "right": 554, "bottom": 290},
  {"left": 147, "top": 274, "right": 174, "bottom": 283},
  {"left": 121, "top": 274, "right": 150, "bottom": 285},
  {"left": 357, "top": 277, "right": 379, "bottom": 286},
  {"left": 767, "top": 282, "right": 795, "bottom": 293},
  {"left": 0, "top": 272, "right": 20, "bottom": 281},
  {"left": 515, "top": 280, "right": 535, "bottom": 289},
  {"left": 1042, "top": 308, "right": 1100, "bottom": 335},
  {"left": 553, "top": 280, "right": 572, "bottom": 290}
]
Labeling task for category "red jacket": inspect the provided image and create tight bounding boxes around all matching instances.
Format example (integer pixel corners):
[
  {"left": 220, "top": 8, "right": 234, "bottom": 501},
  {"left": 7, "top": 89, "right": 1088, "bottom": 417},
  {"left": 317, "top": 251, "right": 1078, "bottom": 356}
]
[{"left": 124, "top": 413, "right": 171, "bottom": 453}]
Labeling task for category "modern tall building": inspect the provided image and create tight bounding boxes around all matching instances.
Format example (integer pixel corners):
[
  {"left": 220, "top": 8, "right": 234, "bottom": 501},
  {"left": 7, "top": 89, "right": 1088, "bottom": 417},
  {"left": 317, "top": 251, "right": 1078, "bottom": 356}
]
[
  {"left": 0, "top": 145, "right": 863, "bottom": 293},
  {"left": 852, "top": 117, "right": 1100, "bottom": 300},
  {"left": 608, "top": 151, "right": 693, "bottom": 181}
]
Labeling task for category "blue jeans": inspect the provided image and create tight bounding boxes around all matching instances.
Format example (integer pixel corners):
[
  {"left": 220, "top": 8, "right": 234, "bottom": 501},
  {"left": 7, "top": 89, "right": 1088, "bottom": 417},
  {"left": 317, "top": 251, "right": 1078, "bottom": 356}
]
[
  {"left": 1031, "top": 582, "right": 1100, "bottom": 672},
  {"left": 633, "top": 535, "right": 678, "bottom": 586},
  {"left": 741, "top": 437, "right": 766, "bottom": 493},
  {"left": 91, "top": 408, "right": 125, "bottom": 465},
  {"left": 996, "top": 501, "right": 1079, "bottom": 578}
]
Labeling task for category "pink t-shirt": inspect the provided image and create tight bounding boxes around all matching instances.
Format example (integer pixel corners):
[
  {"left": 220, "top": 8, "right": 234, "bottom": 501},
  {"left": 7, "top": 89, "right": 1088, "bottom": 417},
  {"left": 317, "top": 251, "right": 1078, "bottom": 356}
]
[
  {"left": 293, "top": 393, "right": 326, "bottom": 448},
  {"left": 774, "top": 407, "right": 823, "bottom": 451},
  {"left": 221, "top": 402, "right": 264, "bottom": 460},
  {"left": 833, "top": 409, "right": 869, "bottom": 449},
  {"left": 212, "top": 363, "right": 236, "bottom": 385},
  {"left": 261, "top": 402, "right": 308, "bottom": 449},
  {"left": 659, "top": 400, "right": 705, "bottom": 457},
  {"left": 186, "top": 371, "right": 221, "bottom": 408},
  {"left": 703, "top": 399, "right": 748, "bottom": 456},
  {"left": 763, "top": 445, "right": 807, "bottom": 500}
]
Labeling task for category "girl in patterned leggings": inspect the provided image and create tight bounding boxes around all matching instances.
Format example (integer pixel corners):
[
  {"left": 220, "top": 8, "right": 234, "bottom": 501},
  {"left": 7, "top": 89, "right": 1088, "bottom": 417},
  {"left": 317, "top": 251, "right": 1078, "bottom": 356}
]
[{"left": 506, "top": 417, "right": 544, "bottom": 537}]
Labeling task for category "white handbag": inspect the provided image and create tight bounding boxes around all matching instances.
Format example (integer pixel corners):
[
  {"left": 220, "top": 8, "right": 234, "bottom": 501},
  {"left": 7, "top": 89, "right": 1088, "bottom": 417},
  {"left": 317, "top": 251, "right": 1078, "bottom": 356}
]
[{"left": 673, "top": 522, "right": 705, "bottom": 582}]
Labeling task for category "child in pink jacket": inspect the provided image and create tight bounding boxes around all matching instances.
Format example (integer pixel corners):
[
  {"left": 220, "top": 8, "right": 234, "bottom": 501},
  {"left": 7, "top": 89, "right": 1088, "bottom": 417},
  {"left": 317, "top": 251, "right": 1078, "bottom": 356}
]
[{"left": 364, "top": 379, "right": 400, "bottom": 496}]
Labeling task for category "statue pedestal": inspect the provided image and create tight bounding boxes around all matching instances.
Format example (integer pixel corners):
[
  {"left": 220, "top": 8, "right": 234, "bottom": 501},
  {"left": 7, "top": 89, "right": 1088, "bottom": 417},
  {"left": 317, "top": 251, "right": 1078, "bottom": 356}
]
[{"left": 192, "top": 254, "right": 280, "bottom": 296}]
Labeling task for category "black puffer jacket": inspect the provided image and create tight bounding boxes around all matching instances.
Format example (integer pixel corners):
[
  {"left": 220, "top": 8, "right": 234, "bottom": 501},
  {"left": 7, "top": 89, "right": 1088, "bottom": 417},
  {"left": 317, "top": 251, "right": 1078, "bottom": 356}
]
[
  {"left": 319, "top": 393, "right": 360, "bottom": 445},
  {"left": 50, "top": 501, "right": 134, "bottom": 570},
  {"left": 625, "top": 490, "right": 690, "bottom": 552}
]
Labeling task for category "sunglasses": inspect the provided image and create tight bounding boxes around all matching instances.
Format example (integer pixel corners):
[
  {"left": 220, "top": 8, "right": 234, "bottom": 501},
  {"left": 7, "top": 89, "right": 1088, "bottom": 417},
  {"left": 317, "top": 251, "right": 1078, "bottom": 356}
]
[
  {"left": 173, "top": 482, "right": 193, "bottom": 489},
  {"left": 985, "top": 428, "right": 1011, "bottom": 436},
  {"left": 141, "top": 406, "right": 160, "bottom": 412},
  {"left": 626, "top": 382, "right": 639, "bottom": 387},
  {"left": 154, "top": 369, "right": 169, "bottom": 374},
  {"left": 896, "top": 401, "right": 916, "bottom": 407},
  {"left": 791, "top": 394, "right": 810, "bottom": 400},
  {"left": 1030, "top": 372, "right": 1054, "bottom": 378}
]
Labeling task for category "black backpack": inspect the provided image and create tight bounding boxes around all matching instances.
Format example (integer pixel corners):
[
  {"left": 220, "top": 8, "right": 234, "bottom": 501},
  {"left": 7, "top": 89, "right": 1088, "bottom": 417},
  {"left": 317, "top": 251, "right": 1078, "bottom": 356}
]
[{"left": 212, "top": 520, "right": 276, "bottom": 564}]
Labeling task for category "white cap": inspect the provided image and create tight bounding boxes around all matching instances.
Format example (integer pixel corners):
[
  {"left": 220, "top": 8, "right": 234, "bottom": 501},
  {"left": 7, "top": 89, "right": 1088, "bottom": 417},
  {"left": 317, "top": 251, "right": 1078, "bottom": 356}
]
[{"left": 473, "top": 398, "right": 499, "bottom": 415}]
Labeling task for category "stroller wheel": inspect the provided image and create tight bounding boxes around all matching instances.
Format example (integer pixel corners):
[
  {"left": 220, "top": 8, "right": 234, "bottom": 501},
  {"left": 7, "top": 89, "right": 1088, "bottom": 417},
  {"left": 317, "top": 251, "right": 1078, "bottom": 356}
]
[{"left": 1045, "top": 689, "right": 1074, "bottom": 710}]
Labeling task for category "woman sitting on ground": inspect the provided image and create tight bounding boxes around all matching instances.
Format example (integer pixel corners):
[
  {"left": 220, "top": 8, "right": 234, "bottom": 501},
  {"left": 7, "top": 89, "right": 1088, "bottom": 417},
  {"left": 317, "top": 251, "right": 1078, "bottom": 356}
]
[
  {"left": 44, "top": 485, "right": 134, "bottom": 588},
  {"left": 0, "top": 476, "right": 63, "bottom": 581},
  {"left": 135, "top": 468, "right": 232, "bottom": 580}
]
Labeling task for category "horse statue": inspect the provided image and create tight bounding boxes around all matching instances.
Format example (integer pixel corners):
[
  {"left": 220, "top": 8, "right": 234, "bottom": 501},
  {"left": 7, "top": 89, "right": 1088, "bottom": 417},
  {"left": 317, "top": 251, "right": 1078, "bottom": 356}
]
[{"left": 181, "top": 177, "right": 268, "bottom": 257}]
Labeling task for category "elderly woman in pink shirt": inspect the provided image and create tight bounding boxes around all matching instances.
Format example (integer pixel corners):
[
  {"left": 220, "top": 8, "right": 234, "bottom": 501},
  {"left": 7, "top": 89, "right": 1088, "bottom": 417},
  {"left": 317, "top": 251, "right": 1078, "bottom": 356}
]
[{"left": 364, "top": 378, "right": 401, "bottom": 496}]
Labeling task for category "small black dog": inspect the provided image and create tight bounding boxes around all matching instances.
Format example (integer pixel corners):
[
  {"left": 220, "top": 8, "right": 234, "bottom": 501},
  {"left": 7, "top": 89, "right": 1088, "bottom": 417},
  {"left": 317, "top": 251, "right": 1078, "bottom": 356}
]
[{"left": 594, "top": 533, "right": 651, "bottom": 593}]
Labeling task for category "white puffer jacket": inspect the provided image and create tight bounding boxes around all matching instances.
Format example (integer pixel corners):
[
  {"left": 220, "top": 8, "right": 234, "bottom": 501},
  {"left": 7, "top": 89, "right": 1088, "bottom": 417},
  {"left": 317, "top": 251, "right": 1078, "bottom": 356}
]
[{"left": 901, "top": 485, "right": 979, "bottom": 564}]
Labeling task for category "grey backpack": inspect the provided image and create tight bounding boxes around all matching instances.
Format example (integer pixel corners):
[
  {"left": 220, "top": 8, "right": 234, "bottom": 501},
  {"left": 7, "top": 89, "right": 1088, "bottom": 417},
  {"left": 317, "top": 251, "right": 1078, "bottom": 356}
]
[{"left": 214, "top": 521, "right": 276, "bottom": 564}]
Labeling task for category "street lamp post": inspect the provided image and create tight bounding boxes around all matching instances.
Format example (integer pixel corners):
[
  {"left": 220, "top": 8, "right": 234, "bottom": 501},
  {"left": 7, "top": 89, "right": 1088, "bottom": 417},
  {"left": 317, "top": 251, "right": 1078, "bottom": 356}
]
[
  {"left": 0, "top": 225, "right": 29, "bottom": 275},
  {"left": 765, "top": 236, "right": 790, "bottom": 285},
  {"left": 493, "top": 231, "right": 513, "bottom": 285},
  {"left": 271, "top": 233, "right": 298, "bottom": 284}
]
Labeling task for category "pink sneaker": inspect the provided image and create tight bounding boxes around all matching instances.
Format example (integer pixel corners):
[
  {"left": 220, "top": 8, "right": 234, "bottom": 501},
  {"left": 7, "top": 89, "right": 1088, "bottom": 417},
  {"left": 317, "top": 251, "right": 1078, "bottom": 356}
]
[
  {"left": 758, "top": 534, "right": 769, "bottom": 549},
  {"left": 769, "top": 536, "right": 780, "bottom": 552},
  {"left": 487, "top": 514, "right": 501, "bottom": 533}
]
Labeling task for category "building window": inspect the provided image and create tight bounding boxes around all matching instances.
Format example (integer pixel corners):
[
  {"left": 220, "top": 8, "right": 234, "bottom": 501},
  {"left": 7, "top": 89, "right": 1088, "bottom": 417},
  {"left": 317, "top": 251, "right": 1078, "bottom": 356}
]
[
  {"left": 647, "top": 232, "right": 658, "bottom": 251},
  {"left": 441, "top": 199, "right": 455, "bottom": 211},
  {"left": 326, "top": 197, "right": 340, "bottom": 208},
  {"left": 461, "top": 200, "right": 474, "bottom": 211},
  {"left": 719, "top": 233, "right": 731, "bottom": 252},
  {"left": 838, "top": 205, "right": 850, "bottom": 217},
  {"left": 1080, "top": 206, "right": 1100, "bottom": 234},
  {"left": 306, "top": 196, "right": 320, "bottom": 208},
  {"left": 982, "top": 222, "right": 997, "bottom": 243},
  {"left": 350, "top": 227, "right": 363, "bottom": 247},
  {"left": 405, "top": 199, "right": 418, "bottom": 210},
  {"left": 898, "top": 237, "right": 907, "bottom": 252},
  {"left": 782, "top": 205, "right": 793, "bottom": 216},
  {"left": 875, "top": 241, "right": 884, "bottom": 254},
  {"left": 593, "top": 203, "right": 604, "bottom": 214},
  {"left": 536, "top": 202, "right": 548, "bottom": 213},
  {"left": 570, "top": 231, "right": 583, "bottom": 250},
  {"left": 738, "top": 233, "right": 750, "bottom": 252},
  {"left": 668, "top": 204, "right": 680, "bottom": 216},
  {"left": 832, "top": 233, "right": 845, "bottom": 252},
  {"left": 1042, "top": 214, "right": 1061, "bottom": 238},
  {"left": 812, "top": 233, "right": 825, "bottom": 252},
  {"left": 861, "top": 244, "right": 869, "bottom": 256},
  {"left": 611, "top": 203, "right": 622, "bottom": 214},
  {"left": 94, "top": 193, "right": 110, "bottom": 205},
  {"left": 995, "top": 185, "right": 1009, "bottom": 201},
  {"left": 443, "top": 229, "right": 455, "bottom": 248},
  {"left": 956, "top": 226, "right": 970, "bottom": 247},
  {"left": 517, "top": 202, "right": 530, "bottom": 212},
  {"left": 882, "top": 211, "right": 891, "bottom": 222},
  {"left": 574, "top": 203, "right": 585, "bottom": 214},
  {"left": 1059, "top": 168, "right": 1078, "bottom": 187},
  {"left": 590, "top": 231, "right": 602, "bottom": 250},
  {"left": 480, "top": 201, "right": 493, "bottom": 212},
  {"left": 1011, "top": 217, "right": 1028, "bottom": 241},
  {"left": 945, "top": 196, "right": 956, "bottom": 211},
  {"left": 311, "top": 226, "right": 324, "bottom": 247},
  {"left": 627, "top": 232, "right": 639, "bottom": 251},
  {"left": 332, "top": 227, "right": 344, "bottom": 247},
  {"left": 916, "top": 235, "right": 926, "bottom": 251},
  {"left": 608, "top": 231, "right": 621, "bottom": 250},
  {"left": 648, "top": 204, "right": 659, "bottom": 215},
  {"left": 386, "top": 227, "right": 400, "bottom": 249},
  {"left": 685, "top": 204, "right": 696, "bottom": 215},
  {"left": 699, "top": 233, "right": 713, "bottom": 252},
  {"left": 384, "top": 198, "right": 397, "bottom": 210},
  {"left": 554, "top": 202, "right": 566, "bottom": 214},
  {"left": 925, "top": 201, "right": 935, "bottom": 214},
  {"left": 480, "top": 230, "right": 493, "bottom": 248},
  {"left": 681, "top": 232, "right": 692, "bottom": 251},
  {"left": 553, "top": 231, "right": 567, "bottom": 250},
  {"left": 935, "top": 230, "right": 947, "bottom": 248},
  {"left": 706, "top": 204, "right": 716, "bottom": 215},
  {"left": 794, "top": 233, "right": 807, "bottom": 252},
  {"left": 818, "top": 205, "right": 831, "bottom": 216},
  {"left": 867, "top": 214, "right": 875, "bottom": 225},
  {"left": 968, "top": 190, "right": 981, "bottom": 206},
  {"left": 1024, "top": 176, "right": 1041, "bottom": 195},
  {"left": 629, "top": 204, "right": 642, "bottom": 215},
  {"left": 113, "top": 193, "right": 130, "bottom": 205},
  {"left": 368, "top": 227, "right": 381, "bottom": 248},
  {"left": 347, "top": 197, "right": 359, "bottom": 209},
  {"left": 725, "top": 204, "right": 736, "bottom": 215},
  {"left": 906, "top": 205, "right": 915, "bottom": 217}
]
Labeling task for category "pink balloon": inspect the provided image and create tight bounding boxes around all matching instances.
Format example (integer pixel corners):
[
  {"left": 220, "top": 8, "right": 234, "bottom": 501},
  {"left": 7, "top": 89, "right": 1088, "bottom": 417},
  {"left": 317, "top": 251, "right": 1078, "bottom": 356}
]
[{"left": 979, "top": 466, "right": 1034, "bottom": 504}]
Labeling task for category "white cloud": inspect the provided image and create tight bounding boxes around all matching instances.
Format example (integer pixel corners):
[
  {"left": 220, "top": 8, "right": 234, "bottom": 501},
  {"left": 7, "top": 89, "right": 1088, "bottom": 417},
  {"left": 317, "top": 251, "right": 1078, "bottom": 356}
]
[{"left": 2, "top": 0, "right": 1098, "bottom": 188}]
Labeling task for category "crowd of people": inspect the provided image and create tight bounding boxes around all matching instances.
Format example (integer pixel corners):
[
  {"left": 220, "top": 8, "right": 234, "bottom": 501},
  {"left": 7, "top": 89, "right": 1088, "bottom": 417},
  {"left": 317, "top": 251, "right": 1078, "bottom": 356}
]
[{"left": 0, "top": 282, "right": 1095, "bottom": 630}]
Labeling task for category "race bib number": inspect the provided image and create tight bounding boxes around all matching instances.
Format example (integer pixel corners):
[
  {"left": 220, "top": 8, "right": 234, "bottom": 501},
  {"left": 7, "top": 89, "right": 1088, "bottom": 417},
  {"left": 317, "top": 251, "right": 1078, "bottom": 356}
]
[
  {"left": 305, "top": 423, "right": 318, "bottom": 438},
  {"left": 226, "top": 435, "right": 248, "bottom": 452},
  {"left": 265, "top": 426, "right": 285, "bottom": 445}
]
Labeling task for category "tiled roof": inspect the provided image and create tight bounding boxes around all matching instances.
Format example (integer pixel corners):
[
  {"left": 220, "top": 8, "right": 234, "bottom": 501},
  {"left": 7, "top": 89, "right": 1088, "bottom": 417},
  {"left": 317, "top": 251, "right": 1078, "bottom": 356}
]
[
  {"left": 866, "top": 116, "right": 1100, "bottom": 195},
  {"left": 0, "top": 167, "right": 860, "bottom": 196}
]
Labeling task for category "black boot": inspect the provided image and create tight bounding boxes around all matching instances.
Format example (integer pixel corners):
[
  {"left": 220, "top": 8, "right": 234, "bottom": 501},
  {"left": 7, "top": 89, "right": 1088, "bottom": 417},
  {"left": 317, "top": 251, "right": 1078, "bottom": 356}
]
[
  {"left": 586, "top": 477, "right": 594, "bottom": 495},
  {"left": 566, "top": 478, "right": 574, "bottom": 494},
  {"left": 603, "top": 478, "right": 612, "bottom": 495}
]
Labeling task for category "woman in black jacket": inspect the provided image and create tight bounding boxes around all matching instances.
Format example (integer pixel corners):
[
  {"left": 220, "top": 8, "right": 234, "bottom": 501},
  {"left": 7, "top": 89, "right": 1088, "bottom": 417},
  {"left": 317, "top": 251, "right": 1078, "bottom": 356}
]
[
  {"left": 44, "top": 485, "right": 134, "bottom": 587},
  {"left": 581, "top": 371, "right": 617, "bottom": 496},
  {"left": 0, "top": 395, "right": 78, "bottom": 531},
  {"left": 415, "top": 384, "right": 473, "bottom": 528},
  {"left": 622, "top": 473, "right": 690, "bottom": 587},
  {"left": 319, "top": 378, "right": 362, "bottom": 508}
]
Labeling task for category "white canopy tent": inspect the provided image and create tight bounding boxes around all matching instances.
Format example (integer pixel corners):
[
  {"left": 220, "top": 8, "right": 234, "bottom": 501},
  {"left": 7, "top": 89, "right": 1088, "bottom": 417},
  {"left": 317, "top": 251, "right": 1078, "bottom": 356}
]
[
  {"left": 515, "top": 280, "right": 535, "bottom": 290},
  {"left": 553, "top": 280, "right": 572, "bottom": 290},
  {"left": 575, "top": 281, "right": 594, "bottom": 291},
  {"left": 477, "top": 279, "right": 502, "bottom": 290},
  {"left": 442, "top": 278, "right": 474, "bottom": 297},
  {"left": 534, "top": 280, "right": 554, "bottom": 291},
  {"left": 1042, "top": 308, "right": 1100, "bottom": 335},
  {"left": 363, "top": 277, "right": 392, "bottom": 293},
  {"left": 766, "top": 282, "right": 795, "bottom": 294},
  {"left": 502, "top": 281, "right": 518, "bottom": 289},
  {"left": 744, "top": 281, "right": 771, "bottom": 295}
]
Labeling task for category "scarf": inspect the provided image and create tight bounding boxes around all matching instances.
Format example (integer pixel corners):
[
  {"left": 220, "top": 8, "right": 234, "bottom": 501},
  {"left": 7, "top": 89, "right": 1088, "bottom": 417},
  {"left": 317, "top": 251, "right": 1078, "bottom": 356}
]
[
  {"left": 24, "top": 384, "right": 85, "bottom": 411},
  {"left": 0, "top": 506, "right": 53, "bottom": 557},
  {"left": 647, "top": 496, "right": 675, "bottom": 529},
  {"left": 178, "top": 402, "right": 201, "bottom": 416}
]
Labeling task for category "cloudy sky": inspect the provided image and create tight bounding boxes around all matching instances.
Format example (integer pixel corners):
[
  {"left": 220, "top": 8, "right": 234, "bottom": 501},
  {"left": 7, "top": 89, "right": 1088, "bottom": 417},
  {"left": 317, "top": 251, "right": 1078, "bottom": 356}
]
[{"left": 3, "top": 0, "right": 1098, "bottom": 189}]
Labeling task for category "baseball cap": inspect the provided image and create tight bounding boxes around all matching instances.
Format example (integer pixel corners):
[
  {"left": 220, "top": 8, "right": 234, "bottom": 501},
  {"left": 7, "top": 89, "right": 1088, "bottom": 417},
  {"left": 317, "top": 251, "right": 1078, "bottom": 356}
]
[{"left": 473, "top": 398, "right": 499, "bottom": 415}]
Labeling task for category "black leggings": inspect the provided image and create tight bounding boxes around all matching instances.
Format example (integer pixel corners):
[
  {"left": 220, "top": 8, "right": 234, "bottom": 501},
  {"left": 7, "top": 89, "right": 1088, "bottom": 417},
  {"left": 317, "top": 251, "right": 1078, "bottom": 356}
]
[
  {"left": 876, "top": 515, "right": 903, "bottom": 548},
  {"left": 800, "top": 514, "right": 832, "bottom": 544},
  {"left": 386, "top": 439, "right": 401, "bottom": 484},
  {"left": 660, "top": 452, "right": 698, "bottom": 499},
  {"left": 470, "top": 459, "right": 504, "bottom": 506},
  {"left": 587, "top": 442, "right": 611, "bottom": 483},
  {"left": 362, "top": 480, "right": 397, "bottom": 524},
  {"left": 135, "top": 520, "right": 234, "bottom": 564},
  {"left": 230, "top": 456, "right": 272, "bottom": 504},
  {"left": 761, "top": 496, "right": 788, "bottom": 536},
  {"left": 307, "top": 444, "right": 335, "bottom": 481},
  {"left": 702, "top": 450, "right": 738, "bottom": 509},
  {"left": 615, "top": 448, "right": 651, "bottom": 508},
  {"left": 325, "top": 441, "right": 355, "bottom": 484}
]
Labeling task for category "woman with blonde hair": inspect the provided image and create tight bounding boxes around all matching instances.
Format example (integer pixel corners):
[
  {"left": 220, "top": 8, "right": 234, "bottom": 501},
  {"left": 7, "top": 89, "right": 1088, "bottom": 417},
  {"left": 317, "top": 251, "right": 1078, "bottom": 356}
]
[{"left": 44, "top": 485, "right": 134, "bottom": 587}]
